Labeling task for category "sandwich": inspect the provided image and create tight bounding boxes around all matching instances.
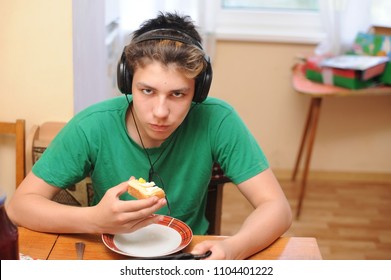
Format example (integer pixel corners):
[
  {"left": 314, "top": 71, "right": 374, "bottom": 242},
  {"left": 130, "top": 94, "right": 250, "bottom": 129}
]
[{"left": 127, "top": 177, "right": 165, "bottom": 199}]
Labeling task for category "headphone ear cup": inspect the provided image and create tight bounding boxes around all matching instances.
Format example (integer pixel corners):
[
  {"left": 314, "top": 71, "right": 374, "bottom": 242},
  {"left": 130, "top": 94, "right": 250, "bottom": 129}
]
[
  {"left": 117, "top": 50, "right": 133, "bottom": 94},
  {"left": 194, "top": 59, "right": 213, "bottom": 103}
]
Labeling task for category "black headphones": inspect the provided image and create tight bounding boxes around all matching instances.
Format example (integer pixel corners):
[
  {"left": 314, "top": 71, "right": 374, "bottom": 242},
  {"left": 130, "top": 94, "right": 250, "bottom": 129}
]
[{"left": 117, "top": 28, "right": 212, "bottom": 103}]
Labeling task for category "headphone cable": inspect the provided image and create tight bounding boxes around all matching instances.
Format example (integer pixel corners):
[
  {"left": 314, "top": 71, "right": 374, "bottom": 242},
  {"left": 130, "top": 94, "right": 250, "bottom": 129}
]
[{"left": 127, "top": 97, "right": 172, "bottom": 214}]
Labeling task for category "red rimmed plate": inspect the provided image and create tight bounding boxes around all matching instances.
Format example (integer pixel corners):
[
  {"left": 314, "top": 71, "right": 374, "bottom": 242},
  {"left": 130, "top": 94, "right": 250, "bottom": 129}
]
[{"left": 102, "top": 216, "right": 193, "bottom": 258}]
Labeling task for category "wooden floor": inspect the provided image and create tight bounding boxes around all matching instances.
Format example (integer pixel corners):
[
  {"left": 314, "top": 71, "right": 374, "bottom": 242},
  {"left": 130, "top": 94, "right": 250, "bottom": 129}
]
[{"left": 220, "top": 178, "right": 391, "bottom": 260}]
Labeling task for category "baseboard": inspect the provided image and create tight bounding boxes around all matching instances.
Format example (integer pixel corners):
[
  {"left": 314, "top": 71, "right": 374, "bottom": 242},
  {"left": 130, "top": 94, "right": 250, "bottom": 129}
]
[{"left": 273, "top": 169, "right": 391, "bottom": 183}]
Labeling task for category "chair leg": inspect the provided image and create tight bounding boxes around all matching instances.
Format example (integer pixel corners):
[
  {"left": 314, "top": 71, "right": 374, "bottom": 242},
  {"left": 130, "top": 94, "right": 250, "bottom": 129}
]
[{"left": 295, "top": 98, "right": 322, "bottom": 219}]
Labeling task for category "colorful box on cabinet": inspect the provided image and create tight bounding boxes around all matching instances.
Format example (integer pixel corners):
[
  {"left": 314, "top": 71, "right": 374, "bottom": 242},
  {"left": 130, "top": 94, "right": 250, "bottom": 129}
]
[
  {"left": 305, "top": 30, "right": 391, "bottom": 88},
  {"left": 304, "top": 55, "right": 386, "bottom": 89},
  {"left": 348, "top": 32, "right": 391, "bottom": 85}
]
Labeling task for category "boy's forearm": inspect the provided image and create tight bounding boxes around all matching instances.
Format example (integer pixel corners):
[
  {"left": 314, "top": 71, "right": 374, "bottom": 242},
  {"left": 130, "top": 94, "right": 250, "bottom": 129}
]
[{"left": 228, "top": 200, "right": 292, "bottom": 259}]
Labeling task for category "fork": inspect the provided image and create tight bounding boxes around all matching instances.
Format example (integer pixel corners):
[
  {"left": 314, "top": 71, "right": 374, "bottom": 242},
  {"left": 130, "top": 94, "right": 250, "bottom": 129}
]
[
  {"left": 75, "top": 242, "right": 85, "bottom": 260},
  {"left": 134, "top": 250, "right": 212, "bottom": 260}
]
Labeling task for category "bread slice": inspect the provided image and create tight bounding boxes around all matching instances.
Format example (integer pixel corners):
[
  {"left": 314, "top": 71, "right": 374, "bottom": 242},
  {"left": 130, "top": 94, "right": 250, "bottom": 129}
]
[{"left": 128, "top": 178, "right": 165, "bottom": 199}]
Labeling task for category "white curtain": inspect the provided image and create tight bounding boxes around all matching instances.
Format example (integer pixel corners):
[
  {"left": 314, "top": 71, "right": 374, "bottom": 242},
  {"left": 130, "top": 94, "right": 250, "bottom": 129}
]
[{"left": 316, "top": 0, "right": 373, "bottom": 56}]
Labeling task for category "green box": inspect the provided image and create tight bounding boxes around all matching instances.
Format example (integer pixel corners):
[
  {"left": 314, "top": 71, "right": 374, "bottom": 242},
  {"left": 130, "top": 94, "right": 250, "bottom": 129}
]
[
  {"left": 305, "top": 69, "right": 377, "bottom": 89},
  {"left": 380, "top": 62, "right": 391, "bottom": 84}
]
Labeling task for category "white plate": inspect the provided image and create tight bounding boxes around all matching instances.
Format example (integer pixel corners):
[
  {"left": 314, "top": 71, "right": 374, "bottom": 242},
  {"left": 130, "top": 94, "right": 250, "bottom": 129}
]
[{"left": 102, "top": 216, "right": 193, "bottom": 258}]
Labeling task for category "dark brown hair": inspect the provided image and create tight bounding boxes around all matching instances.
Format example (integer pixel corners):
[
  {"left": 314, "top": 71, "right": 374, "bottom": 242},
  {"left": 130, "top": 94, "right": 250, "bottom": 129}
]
[{"left": 125, "top": 12, "right": 207, "bottom": 79}]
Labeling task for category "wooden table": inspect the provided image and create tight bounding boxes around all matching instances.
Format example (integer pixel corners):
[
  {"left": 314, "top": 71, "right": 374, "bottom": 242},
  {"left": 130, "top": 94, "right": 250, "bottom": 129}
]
[
  {"left": 18, "top": 227, "right": 322, "bottom": 260},
  {"left": 291, "top": 63, "right": 391, "bottom": 218}
]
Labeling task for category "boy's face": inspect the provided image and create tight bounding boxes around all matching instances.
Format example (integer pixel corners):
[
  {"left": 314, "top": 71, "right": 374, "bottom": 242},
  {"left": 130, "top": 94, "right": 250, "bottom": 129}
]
[{"left": 130, "top": 61, "right": 195, "bottom": 147}]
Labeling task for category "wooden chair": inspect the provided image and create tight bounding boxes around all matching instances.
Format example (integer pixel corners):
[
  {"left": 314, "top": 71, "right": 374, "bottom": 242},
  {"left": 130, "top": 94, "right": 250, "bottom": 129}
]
[
  {"left": 0, "top": 119, "right": 26, "bottom": 188},
  {"left": 369, "top": 25, "right": 391, "bottom": 36},
  {"left": 26, "top": 122, "right": 91, "bottom": 206},
  {"left": 26, "top": 122, "right": 230, "bottom": 234}
]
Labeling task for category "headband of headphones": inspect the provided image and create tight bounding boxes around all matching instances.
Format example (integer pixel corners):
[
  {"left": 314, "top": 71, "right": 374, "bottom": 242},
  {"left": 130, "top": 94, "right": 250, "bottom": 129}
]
[
  {"left": 117, "top": 28, "right": 212, "bottom": 103},
  {"left": 133, "top": 28, "right": 204, "bottom": 49}
]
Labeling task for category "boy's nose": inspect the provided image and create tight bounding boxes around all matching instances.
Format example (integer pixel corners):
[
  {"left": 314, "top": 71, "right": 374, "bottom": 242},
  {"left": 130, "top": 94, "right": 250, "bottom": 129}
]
[{"left": 153, "top": 97, "right": 169, "bottom": 118}]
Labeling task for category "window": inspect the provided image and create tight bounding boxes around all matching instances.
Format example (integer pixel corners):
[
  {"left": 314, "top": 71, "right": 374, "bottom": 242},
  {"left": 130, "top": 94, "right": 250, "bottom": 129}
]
[
  {"left": 215, "top": 0, "right": 391, "bottom": 44},
  {"left": 216, "top": 0, "right": 323, "bottom": 43}
]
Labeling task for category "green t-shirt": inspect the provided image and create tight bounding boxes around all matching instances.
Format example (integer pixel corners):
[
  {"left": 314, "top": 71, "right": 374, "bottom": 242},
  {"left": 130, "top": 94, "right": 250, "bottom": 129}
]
[{"left": 33, "top": 95, "right": 269, "bottom": 234}]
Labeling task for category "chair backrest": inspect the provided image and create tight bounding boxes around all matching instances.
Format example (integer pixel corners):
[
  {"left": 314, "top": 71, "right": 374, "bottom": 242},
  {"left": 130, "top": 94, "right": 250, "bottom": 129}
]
[
  {"left": 0, "top": 120, "right": 26, "bottom": 188},
  {"left": 26, "top": 122, "right": 66, "bottom": 173},
  {"left": 206, "top": 164, "right": 230, "bottom": 235},
  {"left": 26, "top": 121, "right": 230, "bottom": 234}
]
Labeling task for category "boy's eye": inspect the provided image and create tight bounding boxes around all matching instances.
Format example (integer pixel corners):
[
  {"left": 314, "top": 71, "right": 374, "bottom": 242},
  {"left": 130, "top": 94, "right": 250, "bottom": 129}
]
[
  {"left": 172, "top": 92, "right": 184, "bottom": 98},
  {"left": 142, "top": 89, "right": 153, "bottom": 95}
]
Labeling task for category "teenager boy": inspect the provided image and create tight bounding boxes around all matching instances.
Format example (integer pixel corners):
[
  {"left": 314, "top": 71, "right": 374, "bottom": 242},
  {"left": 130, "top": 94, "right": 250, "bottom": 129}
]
[{"left": 8, "top": 12, "right": 292, "bottom": 259}]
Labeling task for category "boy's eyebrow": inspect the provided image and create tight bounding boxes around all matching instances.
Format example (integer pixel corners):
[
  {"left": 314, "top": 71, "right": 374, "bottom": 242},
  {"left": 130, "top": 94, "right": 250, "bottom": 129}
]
[
  {"left": 136, "top": 82, "right": 155, "bottom": 89},
  {"left": 136, "top": 82, "right": 191, "bottom": 92},
  {"left": 170, "top": 86, "right": 191, "bottom": 92}
]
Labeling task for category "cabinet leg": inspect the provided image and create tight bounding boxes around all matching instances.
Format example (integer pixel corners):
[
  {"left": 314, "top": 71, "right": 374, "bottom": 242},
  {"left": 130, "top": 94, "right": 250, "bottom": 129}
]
[
  {"left": 294, "top": 97, "right": 322, "bottom": 218},
  {"left": 292, "top": 98, "right": 316, "bottom": 182}
]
